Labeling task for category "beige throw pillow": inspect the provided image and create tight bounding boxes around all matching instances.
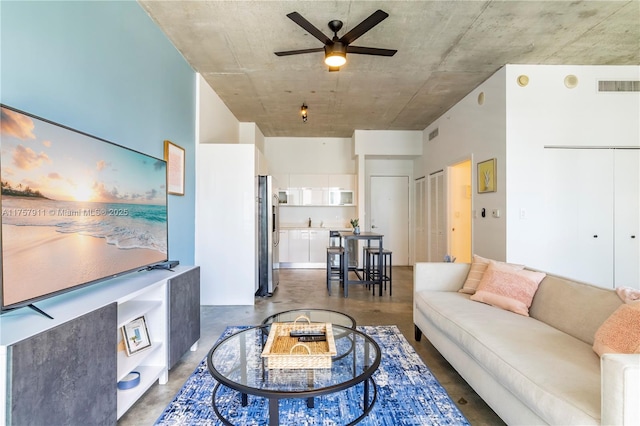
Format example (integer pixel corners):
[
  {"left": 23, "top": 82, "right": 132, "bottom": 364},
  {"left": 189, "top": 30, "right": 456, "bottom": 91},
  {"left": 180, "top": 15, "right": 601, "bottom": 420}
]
[
  {"left": 470, "top": 261, "right": 546, "bottom": 316},
  {"left": 593, "top": 302, "right": 640, "bottom": 357},
  {"left": 459, "top": 254, "right": 524, "bottom": 295}
]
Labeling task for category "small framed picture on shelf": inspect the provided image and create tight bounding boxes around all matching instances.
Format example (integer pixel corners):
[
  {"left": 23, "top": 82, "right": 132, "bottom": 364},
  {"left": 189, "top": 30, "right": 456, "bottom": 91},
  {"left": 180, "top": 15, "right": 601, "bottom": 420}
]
[{"left": 121, "top": 316, "right": 151, "bottom": 356}]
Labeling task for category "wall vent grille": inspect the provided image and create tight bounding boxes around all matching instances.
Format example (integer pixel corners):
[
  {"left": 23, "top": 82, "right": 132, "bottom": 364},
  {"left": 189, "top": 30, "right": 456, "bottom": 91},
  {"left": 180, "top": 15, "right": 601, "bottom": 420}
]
[
  {"left": 428, "top": 128, "right": 439, "bottom": 141},
  {"left": 598, "top": 80, "right": 640, "bottom": 92}
]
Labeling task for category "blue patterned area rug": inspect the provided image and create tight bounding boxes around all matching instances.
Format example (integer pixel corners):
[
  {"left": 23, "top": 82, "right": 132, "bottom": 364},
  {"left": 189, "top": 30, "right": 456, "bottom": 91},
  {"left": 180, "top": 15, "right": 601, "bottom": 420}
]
[{"left": 155, "top": 325, "right": 469, "bottom": 425}]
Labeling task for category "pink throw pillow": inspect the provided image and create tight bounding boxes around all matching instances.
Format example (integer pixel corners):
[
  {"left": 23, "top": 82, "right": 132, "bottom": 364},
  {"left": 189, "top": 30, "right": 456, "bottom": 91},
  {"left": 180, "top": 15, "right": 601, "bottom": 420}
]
[
  {"left": 470, "top": 261, "right": 546, "bottom": 316},
  {"left": 459, "top": 254, "right": 524, "bottom": 295},
  {"left": 593, "top": 303, "right": 640, "bottom": 356}
]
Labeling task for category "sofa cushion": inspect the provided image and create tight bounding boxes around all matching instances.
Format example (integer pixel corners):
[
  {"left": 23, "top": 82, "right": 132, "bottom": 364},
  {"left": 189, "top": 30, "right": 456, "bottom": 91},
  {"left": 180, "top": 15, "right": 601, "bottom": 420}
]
[
  {"left": 529, "top": 274, "right": 622, "bottom": 345},
  {"left": 470, "top": 261, "right": 546, "bottom": 316},
  {"left": 459, "top": 254, "right": 524, "bottom": 295},
  {"left": 415, "top": 290, "right": 601, "bottom": 425},
  {"left": 593, "top": 302, "right": 640, "bottom": 356}
]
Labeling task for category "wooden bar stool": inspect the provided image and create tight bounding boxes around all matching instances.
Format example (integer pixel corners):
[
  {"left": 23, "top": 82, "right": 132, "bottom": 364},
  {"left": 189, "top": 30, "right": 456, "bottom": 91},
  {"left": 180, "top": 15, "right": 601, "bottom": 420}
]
[
  {"left": 326, "top": 246, "right": 344, "bottom": 295},
  {"left": 363, "top": 247, "right": 392, "bottom": 296}
]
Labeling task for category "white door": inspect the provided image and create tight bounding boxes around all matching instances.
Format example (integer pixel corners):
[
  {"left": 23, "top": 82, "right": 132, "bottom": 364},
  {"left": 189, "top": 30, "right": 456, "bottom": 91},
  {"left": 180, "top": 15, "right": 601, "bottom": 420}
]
[
  {"left": 448, "top": 160, "right": 472, "bottom": 263},
  {"left": 414, "top": 177, "right": 428, "bottom": 263},
  {"left": 544, "top": 148, "right": 614, "bottom": 287},
  {"left": 614, "top": 149, "right": 640, "bottom": 288},
  {"left": 370, "top": 176, "right": 410, "bottom": 265},
  {"left": 429, "top": 171, "right": 446, "bottom": 262}
]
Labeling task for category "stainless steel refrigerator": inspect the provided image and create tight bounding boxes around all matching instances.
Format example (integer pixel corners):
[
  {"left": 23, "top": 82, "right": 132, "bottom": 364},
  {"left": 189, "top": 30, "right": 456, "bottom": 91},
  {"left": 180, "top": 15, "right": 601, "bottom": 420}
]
[{"left": 256, "top": 175, "right": 279, "bottom": 296}]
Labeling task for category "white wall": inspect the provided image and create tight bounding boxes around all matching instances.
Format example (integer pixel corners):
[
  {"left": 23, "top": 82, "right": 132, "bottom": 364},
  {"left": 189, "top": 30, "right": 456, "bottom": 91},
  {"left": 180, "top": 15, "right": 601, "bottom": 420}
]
[
  {"left": 354, "top": 130, "right": 423, "bottom": 157},
  {"left": 504, "top": 65, "right": 640, "bottom": 270},
  {"left": 364, "top": 159, "right": 415, "bottom": 230},
  {"left": 240, "top": 122, "right": 265, "bottom": 153},
  {"left": 197, "top": 74, "right": 239, "bottom": 144},
  {"left": 421, "top": 67, "right": 508, "bottom": 261},
  {"left": 353, "top": 130, "right": 422, "bottom": 254},
  {"left": 264, "top": 137, "right": 355, "bottom": 174},
  {"left": 195, "top": 144, "right": 257, "bottom": 305},
  {"left": 196, "top": 77, "right": 259, "bottom": 305},
  {"left": 418, "top": 64, "right": 639, "bottom": 279}
]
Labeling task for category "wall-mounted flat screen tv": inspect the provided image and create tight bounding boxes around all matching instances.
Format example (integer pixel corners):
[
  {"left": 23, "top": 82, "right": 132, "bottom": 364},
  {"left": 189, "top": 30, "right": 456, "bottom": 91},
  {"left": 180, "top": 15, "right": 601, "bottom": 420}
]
[{"left": 1, "top": 105, "right": 168, "bottom": 313}]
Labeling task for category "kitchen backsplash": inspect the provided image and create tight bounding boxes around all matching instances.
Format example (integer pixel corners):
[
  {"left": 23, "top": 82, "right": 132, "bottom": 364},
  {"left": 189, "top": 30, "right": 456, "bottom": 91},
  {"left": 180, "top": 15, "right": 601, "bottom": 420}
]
[{"left": 279, "top": 205, "right": 355, "bottom": 229}]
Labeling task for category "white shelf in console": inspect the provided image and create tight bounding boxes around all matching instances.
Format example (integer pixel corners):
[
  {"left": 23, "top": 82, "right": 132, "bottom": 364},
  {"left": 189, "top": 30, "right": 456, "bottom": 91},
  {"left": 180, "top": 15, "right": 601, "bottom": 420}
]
[
  {"left": 116, "top": 343, "right": 166, "bottom": 418},
  {"left": 118, "top": 300, "right": 162, "bottom": 327},
  {"left": 115, "top": 278, "right": 168, "bottom": 419}
]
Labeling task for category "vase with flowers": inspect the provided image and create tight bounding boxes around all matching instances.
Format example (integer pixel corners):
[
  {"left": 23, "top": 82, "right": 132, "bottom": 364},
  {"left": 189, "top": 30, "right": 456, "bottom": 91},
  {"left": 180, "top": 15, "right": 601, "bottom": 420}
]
[{"left": 350, "top": 218, "right": 360, "bottom": 235}]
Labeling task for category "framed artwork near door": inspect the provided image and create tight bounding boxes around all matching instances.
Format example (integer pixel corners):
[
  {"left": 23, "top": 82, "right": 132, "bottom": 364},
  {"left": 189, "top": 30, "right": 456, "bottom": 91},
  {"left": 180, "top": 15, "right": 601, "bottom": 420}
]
[{"left": 477, "top": 158, "right": 497, "bottom": 193}]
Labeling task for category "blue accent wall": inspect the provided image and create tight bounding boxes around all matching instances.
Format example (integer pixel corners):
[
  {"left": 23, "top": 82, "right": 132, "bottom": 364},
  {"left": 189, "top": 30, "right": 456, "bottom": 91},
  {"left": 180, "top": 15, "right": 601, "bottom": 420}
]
[{"left": 1, "top": 0, "right": 196, "bottom": 264}]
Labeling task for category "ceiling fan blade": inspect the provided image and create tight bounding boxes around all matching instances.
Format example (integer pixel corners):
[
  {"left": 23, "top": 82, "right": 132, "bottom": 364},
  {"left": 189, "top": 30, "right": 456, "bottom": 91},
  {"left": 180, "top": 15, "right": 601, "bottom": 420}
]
[
  {"left": 274, "top": 47, "right": 324, "bottom": 56},
  {"left": 339, "top": 9, "right": 389, "bottom": 45},
  {"left": 346, "top": 46, "right": 397, "bottom": 56},
  {"left": 286, "top": 12, "right": 332, "bottom": 45}
]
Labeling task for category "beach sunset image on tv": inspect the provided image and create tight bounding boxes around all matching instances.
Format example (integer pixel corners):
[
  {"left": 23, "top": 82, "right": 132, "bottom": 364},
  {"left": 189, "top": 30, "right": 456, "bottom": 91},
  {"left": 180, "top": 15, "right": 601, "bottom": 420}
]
[{"left": 1, "top": 106, "right": 168, "bottom": 309}]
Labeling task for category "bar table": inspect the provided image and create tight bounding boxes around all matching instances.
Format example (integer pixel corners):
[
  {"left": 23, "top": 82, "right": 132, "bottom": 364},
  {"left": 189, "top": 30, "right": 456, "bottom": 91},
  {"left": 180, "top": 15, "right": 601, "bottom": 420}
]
[{"left": 338, "top": 231, "right": 384, "bottom": 297}]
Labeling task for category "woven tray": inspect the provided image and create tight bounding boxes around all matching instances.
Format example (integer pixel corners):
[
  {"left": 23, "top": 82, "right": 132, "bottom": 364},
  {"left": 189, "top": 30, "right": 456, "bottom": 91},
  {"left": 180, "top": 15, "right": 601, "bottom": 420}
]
[{"left": 261, "top": 316, "right": 337, "bottom": 369}]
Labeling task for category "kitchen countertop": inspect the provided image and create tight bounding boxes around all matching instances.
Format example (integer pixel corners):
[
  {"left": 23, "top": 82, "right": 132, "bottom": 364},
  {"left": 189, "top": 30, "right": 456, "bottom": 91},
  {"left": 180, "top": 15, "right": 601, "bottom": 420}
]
[{"left": 280, "top": 225, "right": 351, "bottom": 231}]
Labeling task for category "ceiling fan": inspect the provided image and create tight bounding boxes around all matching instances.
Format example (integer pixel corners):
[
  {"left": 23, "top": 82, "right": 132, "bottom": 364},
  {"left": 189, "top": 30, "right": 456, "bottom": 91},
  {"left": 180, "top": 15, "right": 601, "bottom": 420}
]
[{"left": 274, "top": 9, "right": 397, "bottom": 71}]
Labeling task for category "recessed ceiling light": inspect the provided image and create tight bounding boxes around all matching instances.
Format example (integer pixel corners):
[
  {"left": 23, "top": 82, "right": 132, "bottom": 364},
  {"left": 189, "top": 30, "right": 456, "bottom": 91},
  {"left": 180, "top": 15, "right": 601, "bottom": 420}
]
[
  {"left": 564, "top": 75, "right": 578, "bottom": 88},
  {"left": 517, "top": 75, "right": 529, "bottom": 87}
]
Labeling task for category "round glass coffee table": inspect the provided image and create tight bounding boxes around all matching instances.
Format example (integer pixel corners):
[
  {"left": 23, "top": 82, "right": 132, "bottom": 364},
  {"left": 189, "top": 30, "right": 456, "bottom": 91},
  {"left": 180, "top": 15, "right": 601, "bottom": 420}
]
[{"left": 207, "top": 324, "right": 380, "bottom": 426}]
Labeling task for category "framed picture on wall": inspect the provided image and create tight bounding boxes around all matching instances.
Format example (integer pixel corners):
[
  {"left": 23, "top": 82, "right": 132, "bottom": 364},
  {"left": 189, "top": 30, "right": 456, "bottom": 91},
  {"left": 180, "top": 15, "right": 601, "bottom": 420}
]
[
  {"left": 477, "top": 158, "right": 497, "bottom": 193},
  {"left": 121, "top": 316, "right": 152, "bottom": 356},
  {"left": 164, "top": 140, "right": 185, "bottom": 196}
]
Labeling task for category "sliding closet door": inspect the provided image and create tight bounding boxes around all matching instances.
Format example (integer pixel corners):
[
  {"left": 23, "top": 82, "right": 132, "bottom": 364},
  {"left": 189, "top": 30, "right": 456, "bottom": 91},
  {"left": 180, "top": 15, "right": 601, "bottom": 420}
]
[
  {"left": 544, "top": 148, "right": 614, "bottom": 287},
  {"left": 428, "top": 171, "right": 446, "bottom": 262},
  {"left": 614, "top": 149, "right": 640, "bottom": 289},
  {"left": 415, "top": 177, "right": 427, "bottom": 263}
]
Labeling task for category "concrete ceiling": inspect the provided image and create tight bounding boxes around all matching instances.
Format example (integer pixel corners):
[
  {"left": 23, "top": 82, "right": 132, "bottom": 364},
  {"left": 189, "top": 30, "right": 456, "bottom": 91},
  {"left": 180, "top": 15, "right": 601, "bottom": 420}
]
[{"left": 139, "top": 1, "right": 640, "bottom": 138}]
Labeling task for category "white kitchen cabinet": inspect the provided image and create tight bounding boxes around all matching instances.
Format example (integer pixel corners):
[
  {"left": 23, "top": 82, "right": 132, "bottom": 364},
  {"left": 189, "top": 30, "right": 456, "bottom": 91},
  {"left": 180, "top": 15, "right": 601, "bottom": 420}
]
[
  {"left": 309, "top": 229, "right": 330, "bottom": 262},
  {"left": 288, "top": 230, "right": 310, "bottom": 263},
  {"left": 279, "top": 174, "right": 357, "bottom": 207},
  {"left": 280, "top": 228, "right": 329, "bottom": 267},
  {"left": 290, "top": 174, "right": 328, "bottom": 189},
  {"left": 328, "top": 174, "right": 355, "bottom": 190},
  {"left": 328, "top": 190, "right": 354, "bottom": 205},
  {"left": 278, "top": 230, "right": 289, "bottom": 262},
  {"left": 302, "top": 188, "right": 327, "bottom": 205}
]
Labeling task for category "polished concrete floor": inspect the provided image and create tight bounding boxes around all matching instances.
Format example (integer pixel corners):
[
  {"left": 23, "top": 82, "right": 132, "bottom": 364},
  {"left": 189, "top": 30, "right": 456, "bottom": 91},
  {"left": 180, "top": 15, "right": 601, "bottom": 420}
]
[{"left": 118, "top": 267, "right": 505, "bottom": 425}]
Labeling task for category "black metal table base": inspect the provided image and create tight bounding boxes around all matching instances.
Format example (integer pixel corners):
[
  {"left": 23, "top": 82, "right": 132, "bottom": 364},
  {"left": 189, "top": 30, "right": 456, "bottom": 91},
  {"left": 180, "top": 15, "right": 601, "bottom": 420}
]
[{"left": 211, "top": 377, "right": 378, "bottom": 426}]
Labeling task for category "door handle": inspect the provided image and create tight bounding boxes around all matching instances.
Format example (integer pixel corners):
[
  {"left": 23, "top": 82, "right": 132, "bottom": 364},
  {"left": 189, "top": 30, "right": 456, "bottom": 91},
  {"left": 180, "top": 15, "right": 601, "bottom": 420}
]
[{"left": 371, "top": 225, "right": 377, "bottom": 229}]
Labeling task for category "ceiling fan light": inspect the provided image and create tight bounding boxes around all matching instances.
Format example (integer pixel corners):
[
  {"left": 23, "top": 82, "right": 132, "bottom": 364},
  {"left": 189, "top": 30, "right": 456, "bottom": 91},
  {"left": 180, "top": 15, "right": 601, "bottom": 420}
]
[
  {"left": 325, "top": 52, "right": 346, "bottom": 67},
  {"left": 324, "top": 42, "right": 347, "bottom": 67}
]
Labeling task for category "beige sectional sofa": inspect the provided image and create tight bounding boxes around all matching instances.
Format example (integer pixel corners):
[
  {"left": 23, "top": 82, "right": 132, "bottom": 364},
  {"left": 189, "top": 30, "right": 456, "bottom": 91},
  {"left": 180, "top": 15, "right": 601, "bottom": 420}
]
[{"left": 413, "top": 262, "right": 640, "bottom": 425}]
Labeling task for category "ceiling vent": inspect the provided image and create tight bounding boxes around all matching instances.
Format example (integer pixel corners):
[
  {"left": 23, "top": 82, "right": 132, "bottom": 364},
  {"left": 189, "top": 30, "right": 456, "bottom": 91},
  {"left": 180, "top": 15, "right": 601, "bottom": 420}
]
[
  {"left": 428, "top": 128, "right": 439, "bottom": 141},
  {"left": 598, "top": 80, "right": 640, "bottom": 92}
]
